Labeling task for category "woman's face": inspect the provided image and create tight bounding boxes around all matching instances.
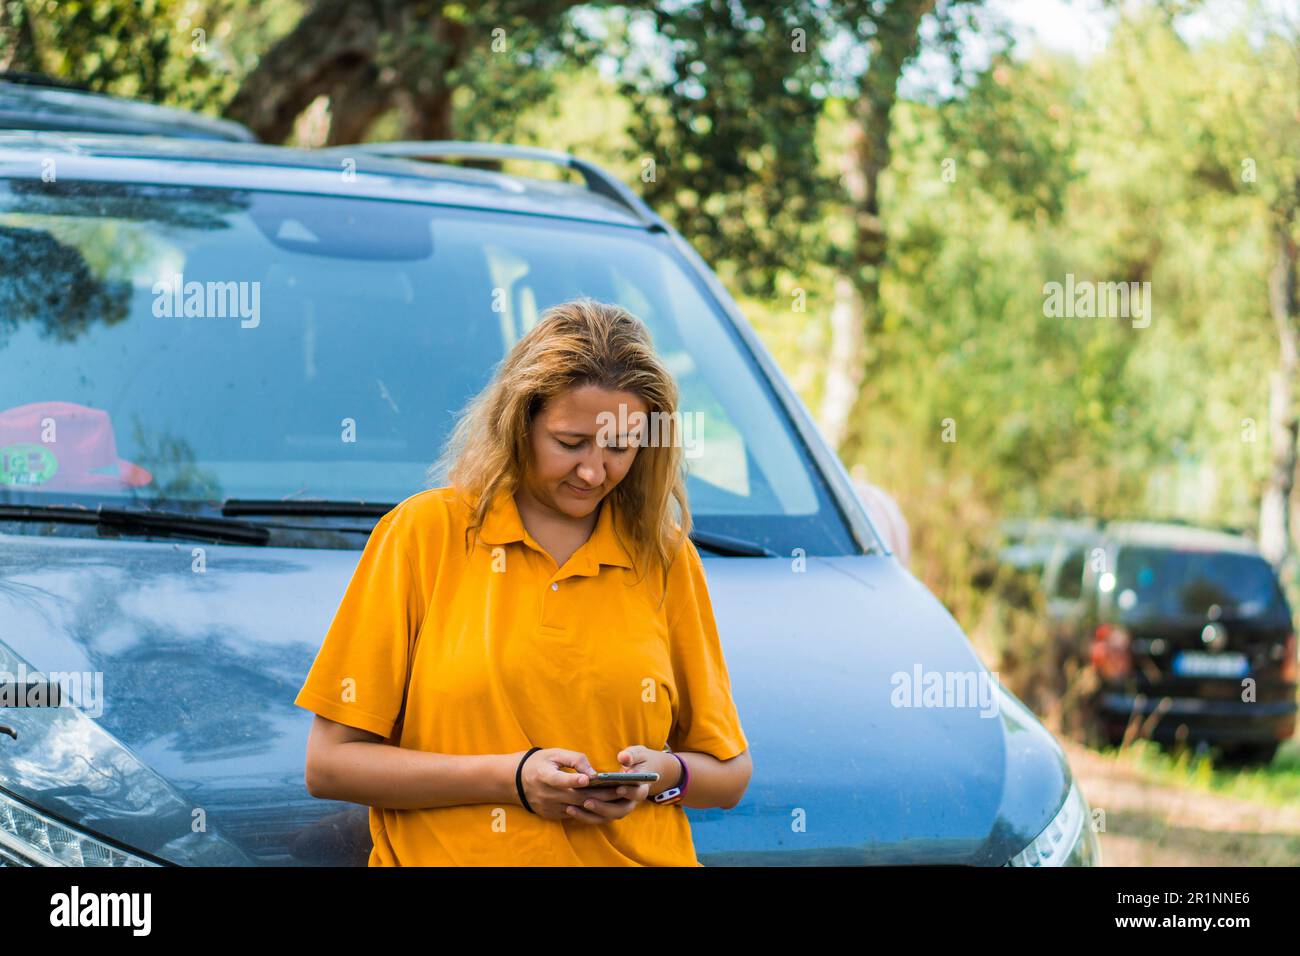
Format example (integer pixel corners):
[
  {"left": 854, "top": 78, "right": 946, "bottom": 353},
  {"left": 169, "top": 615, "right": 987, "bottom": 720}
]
[{"left": 522, "top": 384, "right": 649, "bottom": 519}]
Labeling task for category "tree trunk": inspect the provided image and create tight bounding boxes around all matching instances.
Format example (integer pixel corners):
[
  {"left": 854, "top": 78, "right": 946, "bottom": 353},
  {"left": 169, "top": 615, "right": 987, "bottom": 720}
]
[
  {"left": 820, "top": 272, "right": 865, "bottom": 449},
  {"left": 0, "top": 2, "right": 41, "bottom": 74},
  {"left": 225, "top": 0, "right": 390, "bottom": 143},
  {"left": 1260, "top": 195, "right": 1300, "bottom": 568},
  {"left": 818, "top": 123, "right": 869, "bottom": 449},
  {"left": 323, "top": 62, "right": 393, "bottom": 146},
  {"left": 393, "top": 13, "right": 467, "bottom": 140},
  {"left": 224, "top": 0, "right": 459, "bottom": 145},
  {"left": 819, "top": 0, "right": 935, "bottom": 463}
]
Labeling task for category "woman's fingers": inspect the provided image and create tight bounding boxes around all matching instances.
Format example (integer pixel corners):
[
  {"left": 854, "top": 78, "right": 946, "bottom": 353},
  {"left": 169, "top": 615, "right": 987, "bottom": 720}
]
[
  {"left": 566, "top": 796, "right": 635, "bottom": 823},
  {"left": 528, "top": 749, "right": 655, "bottom": 822},
  {"left": 564, "top": 804, "right": 605, "bottom": 824},
  {"left": 576, "top": 786, "right": 625, "bottom": 802},
  {"left": 550, "top": 750, "right": 597, "bottom": 778},
  {"left": 544, "top": 764, "right": 589, "bottom": 789}
]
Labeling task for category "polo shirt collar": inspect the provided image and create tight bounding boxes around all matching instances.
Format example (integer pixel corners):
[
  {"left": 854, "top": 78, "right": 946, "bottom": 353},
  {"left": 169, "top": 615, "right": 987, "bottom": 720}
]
[{"left": 477, "top": 487, "right": 634, "bottom": 574}]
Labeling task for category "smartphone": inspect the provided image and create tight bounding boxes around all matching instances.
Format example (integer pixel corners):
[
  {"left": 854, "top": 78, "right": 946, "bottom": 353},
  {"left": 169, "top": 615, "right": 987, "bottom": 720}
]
[{"left": 582, "top": 771, "right": 659, "bottom": 788}]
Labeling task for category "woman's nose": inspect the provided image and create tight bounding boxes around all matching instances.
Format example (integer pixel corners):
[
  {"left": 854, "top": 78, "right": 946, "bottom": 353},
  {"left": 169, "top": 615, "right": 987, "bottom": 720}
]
[{"left": 577, "top": 451, "right": 605, "bottom": 486}]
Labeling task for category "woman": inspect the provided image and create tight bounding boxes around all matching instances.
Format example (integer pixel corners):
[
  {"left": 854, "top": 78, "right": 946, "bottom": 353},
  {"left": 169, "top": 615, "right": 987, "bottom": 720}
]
[{"left": 294, "top": 297, "right": 752, "bottom": 866}]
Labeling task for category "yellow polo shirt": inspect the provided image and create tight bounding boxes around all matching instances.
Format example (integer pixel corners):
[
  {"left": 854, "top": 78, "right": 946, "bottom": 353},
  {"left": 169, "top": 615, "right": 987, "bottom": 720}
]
[{"left": 293, "top": 484, "right": 749, "bottom": 866}]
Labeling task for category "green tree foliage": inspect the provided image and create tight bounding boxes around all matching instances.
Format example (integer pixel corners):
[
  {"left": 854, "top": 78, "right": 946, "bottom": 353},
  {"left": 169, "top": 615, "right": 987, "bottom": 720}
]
[
  {"left": 819, "top": 6, "right": 1297, "bottom": 536},
  {"left": 6, "top": 0, "right": 1297, "bottom": 560},
  {"left": 613, "top": 0, "right": 836, "bottom": 297},
  {"left": 0, "top": 0, "right": 266, "bottom": 112}
]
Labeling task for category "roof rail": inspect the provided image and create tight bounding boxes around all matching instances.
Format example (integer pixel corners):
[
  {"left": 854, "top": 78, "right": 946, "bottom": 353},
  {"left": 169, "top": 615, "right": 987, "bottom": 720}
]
[
  {"left": 1100, "top": 515, "right": 1254, "bottom": 538},
  {"left": 0, "top": 71, "right": 89, "bottom": 91},
  {"left": 336, "top": 141, "right": 668, "bottom": 230},
  {"left": 0, "top": 75, "right": 258, "bottom": 143}
]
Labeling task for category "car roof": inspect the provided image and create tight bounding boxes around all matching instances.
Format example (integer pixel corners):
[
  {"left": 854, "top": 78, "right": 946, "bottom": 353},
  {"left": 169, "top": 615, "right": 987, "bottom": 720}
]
[
  {"left": 1101, "top": 520, "right": 1262, "bottom": 556},
  {"left": 0, "top": 78, "right": 257, "bottom": 143},
  {"left": 998, "top": 516, "right": 1101, "bottom": 542},
  {"left": 0, "top": 131, "right": 654, "bottom": 229}
]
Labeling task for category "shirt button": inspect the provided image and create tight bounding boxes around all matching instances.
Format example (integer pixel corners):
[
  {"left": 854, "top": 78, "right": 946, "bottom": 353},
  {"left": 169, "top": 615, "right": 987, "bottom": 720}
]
[{"left": 551, "top": 582, "right": 559, "bottom": 591}]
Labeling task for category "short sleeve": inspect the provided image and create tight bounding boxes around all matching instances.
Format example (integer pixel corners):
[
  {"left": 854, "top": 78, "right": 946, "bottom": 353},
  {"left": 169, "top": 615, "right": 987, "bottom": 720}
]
[
  {"left": 665, "top": 538, "right": 749, "bottom": 761},
  {"left": 294, "top": 512, "right": 422, "bottom": 739}
]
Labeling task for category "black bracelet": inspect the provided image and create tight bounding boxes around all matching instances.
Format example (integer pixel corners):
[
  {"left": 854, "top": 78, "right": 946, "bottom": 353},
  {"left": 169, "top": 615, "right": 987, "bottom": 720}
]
[{"left": 516, "top": 747, "right": 542, "bottom": 814}]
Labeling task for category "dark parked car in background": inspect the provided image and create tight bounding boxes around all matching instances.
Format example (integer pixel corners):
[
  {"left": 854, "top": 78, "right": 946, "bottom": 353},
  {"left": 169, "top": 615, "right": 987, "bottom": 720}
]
[{"left": 1043, "top": 520, "right": 1297, "bottom": 764}]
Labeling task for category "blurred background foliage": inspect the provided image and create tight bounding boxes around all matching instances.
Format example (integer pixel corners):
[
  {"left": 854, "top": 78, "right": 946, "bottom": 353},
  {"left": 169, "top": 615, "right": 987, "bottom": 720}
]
[{"left": 3, "top": 0, "right": 1298, "bottom": 712}]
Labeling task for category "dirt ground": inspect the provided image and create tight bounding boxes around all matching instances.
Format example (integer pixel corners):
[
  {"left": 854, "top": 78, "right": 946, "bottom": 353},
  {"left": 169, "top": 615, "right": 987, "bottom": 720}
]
[{"left": 1059, "top": 739, "right": 1300, "bottom": 866}]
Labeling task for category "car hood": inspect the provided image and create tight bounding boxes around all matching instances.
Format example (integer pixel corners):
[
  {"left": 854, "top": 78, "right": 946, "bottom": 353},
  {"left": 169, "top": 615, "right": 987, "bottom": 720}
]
[{"left": 0, "top": 532, "right": 1071, "bottom": 865}]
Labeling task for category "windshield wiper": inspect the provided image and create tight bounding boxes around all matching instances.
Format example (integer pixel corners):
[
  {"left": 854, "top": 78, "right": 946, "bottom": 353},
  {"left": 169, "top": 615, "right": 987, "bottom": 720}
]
[
  {"left": 222, "top": 498, "right": 395, "bottom": 517},
  {"left": 0, "top": 503, "right": 271, "bottom": 546},
  {"left": 689, "top": 529, "right": 776, "bottom": 557}
]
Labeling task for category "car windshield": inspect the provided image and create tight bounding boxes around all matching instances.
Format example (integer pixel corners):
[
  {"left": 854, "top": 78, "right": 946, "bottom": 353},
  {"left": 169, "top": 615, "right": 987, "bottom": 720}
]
[
  {"left": 1114, "top": 546, "right": 1287, "bottom": 619},
  {"left": 0, "top": 178, "right": 855, "bottom": 554}
]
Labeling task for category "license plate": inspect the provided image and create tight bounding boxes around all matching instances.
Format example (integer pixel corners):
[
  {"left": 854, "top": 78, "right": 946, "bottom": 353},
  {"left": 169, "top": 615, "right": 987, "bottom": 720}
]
[{"left": 1172, "top": 651, "right": 1249, "bottom": 678}]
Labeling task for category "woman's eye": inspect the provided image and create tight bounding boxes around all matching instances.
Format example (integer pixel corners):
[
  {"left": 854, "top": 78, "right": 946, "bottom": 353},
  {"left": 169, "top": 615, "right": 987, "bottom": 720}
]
[{"left": 560, "top": 440, "right": 583, "bottom": 450}]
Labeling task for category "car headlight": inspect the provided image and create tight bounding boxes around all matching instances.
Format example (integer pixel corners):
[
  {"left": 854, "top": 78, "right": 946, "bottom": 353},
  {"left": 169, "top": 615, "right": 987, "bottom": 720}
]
[
  {"left": 0, "top": 788, "right": 160, "bottom": 867},
  {"left": 1004, "top": 778, "right": 1101, "bottom": 866}
]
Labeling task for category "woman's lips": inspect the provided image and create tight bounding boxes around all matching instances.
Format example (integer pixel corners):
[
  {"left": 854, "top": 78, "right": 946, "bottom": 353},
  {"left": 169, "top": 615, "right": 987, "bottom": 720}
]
[{"left": 564, "top": 481, "right": 600, "bottom": 497}]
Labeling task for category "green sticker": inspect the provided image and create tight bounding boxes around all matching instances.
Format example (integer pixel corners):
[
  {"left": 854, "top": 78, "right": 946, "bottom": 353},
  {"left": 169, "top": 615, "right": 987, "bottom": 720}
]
[{"left": 0, "top": 443, "right": 59, "bottom": 486}]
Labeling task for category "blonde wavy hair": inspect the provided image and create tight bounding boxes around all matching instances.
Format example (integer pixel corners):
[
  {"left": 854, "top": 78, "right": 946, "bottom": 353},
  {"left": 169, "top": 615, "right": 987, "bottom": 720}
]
[{"left": 428, "top": 297, "right": 691, "bottom": 599}]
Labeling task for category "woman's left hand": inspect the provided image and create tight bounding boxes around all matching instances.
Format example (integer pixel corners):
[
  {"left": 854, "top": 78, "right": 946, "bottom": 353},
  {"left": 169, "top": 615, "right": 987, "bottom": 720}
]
[{"left": 613, "top": 744, "right": 677, "bottom": 805}]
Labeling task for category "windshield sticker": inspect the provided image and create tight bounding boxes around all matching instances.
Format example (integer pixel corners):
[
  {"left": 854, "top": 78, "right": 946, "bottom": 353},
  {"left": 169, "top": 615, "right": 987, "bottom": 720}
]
[{"left": 0, "top": 443, "right": 59, "bottom": 486}]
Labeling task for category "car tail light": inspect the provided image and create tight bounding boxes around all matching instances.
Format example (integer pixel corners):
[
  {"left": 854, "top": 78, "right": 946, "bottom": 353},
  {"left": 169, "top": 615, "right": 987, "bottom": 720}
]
[
  {"left": 1282, "top": 632, "right": 1297, "bottom": 683},
  {"left": 1278, "top": 715, "right": 1297, "bottom": 740},
  {"left": 1090, "top": 623, "right": 1132, "bottom": 680}
]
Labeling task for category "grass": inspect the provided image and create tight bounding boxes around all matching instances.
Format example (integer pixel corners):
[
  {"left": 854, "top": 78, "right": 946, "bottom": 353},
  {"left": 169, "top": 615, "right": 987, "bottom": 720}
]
[{"left": 1096, "top": 735, "right": 1300, "bottom": 809}]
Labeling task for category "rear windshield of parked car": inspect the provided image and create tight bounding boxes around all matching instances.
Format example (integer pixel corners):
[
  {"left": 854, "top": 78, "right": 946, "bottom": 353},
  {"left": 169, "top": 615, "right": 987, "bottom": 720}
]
[{"left": 1113, "top": 546, "right": 1288, "bottom": 619}]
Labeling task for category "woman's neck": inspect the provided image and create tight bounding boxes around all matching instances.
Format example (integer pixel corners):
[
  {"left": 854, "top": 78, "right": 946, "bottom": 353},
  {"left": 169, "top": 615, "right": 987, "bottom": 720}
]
[{"left": 513, "top": 484, "right": 601, "bottom": 568}]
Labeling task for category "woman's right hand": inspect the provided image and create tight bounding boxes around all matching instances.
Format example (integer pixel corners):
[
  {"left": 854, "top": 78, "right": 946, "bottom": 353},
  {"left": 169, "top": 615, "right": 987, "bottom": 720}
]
[{"left": 517, "top": 748, "right": 621, "bottom": 822}]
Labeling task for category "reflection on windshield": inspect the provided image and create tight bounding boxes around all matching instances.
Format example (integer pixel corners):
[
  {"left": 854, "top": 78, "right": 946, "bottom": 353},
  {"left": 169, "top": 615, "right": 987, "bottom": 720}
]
[{"left": 0, "top": 180, "right": 854, "bottom": 554}]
